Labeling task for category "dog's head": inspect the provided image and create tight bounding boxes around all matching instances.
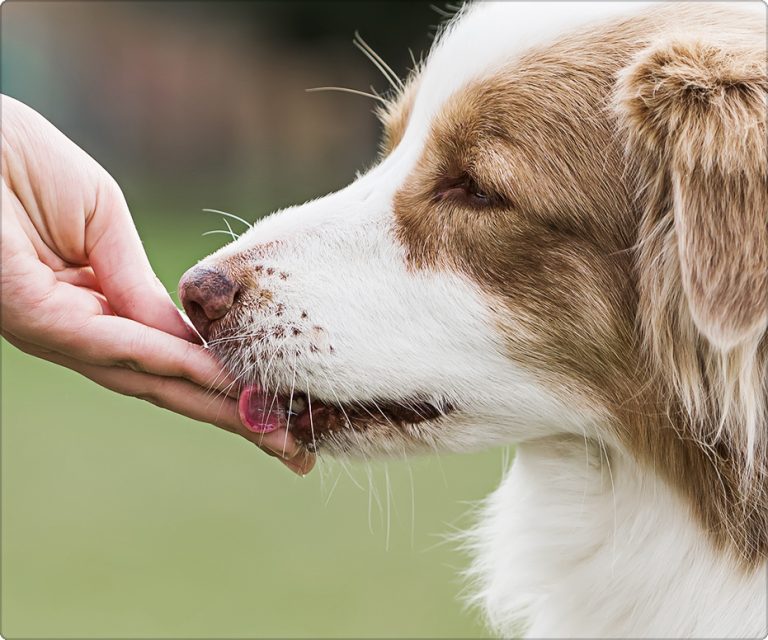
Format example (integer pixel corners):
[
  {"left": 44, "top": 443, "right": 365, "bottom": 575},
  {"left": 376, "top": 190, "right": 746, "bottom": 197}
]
[{"left": 180, "top": 0, "right": 766, "bottom": 546}]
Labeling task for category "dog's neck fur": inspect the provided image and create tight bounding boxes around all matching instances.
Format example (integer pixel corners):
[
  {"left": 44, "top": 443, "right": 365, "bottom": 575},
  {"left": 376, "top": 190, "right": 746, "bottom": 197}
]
[{"left": 468, "top": 434, "right": 767, "bottom": 638}]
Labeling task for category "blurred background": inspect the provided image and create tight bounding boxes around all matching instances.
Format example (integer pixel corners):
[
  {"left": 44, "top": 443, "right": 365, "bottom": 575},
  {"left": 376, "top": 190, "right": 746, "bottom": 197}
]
[{"left": 1, "top": 2, "right": 507, "bottom": 637}]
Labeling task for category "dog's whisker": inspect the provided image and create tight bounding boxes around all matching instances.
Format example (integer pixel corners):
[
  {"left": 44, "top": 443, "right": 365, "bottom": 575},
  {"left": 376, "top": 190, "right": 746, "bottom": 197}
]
[
  {"left": 305, "top": 86, "right": 388, "bottom": 104},
  {"left": 221, "top": 217, "right": 238, "bottom": 241},
  {"left": 429, "top": 3, "right": 456, "bottom": 19},
  {"left": 336, "top": 456, "right": 367, "bottom": 492},
  {"left": 284, "top": 356, "right": 298, "bottom": 445},
  {"left": 404, "top": 450, "right": 416, "bottom": 549},
  {"left": 202, "top": 229, "right": 237, "bottom": 238},
  {"left": 353, "top": 31, "right": 404, "bottom": 92},
  {"left": 322, "top": 466, "right": 344, "bottom": 507},
  {"left": 383, "top": 462, "right": 392, "bottom": 552},
  {"left": 202, "top": 208, "right": 252, "bottom": 229},
  {"left": 304, "top": 375, "right": 318, "bottom": 456}
]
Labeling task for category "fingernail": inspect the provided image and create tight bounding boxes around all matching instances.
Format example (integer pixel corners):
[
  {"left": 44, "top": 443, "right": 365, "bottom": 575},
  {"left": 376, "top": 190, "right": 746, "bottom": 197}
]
[
  {"left": 283, "top": 459, "right": 310, "bottom": 476},
  {"left": 286, "top": 451, "right": 315, "bottom": 476},
  {"left": 267, "top": 445, "right": 291, "bottom": 458}
]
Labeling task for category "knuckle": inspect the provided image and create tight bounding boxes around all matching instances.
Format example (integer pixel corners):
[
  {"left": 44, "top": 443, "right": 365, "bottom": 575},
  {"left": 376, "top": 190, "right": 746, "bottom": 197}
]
[
  {"left": 122, "top": 331, "right": 149, "bottom": 370},
  {"left": 114, "top": 358, "right": 146, "bottom": 373},
  {"left": 133, "top": 375, "right": 177, "bottom": 409},
  {"left": 180, "top": 343, "right": 211, "bottom": 384},
  {"left": 99, "top": 173, "right": 125, "bottom": 203},
  {"left": 177, "top": 340, "right": 195, "bottom": 371},
  {"left": 135, "top": 392, "right": 163, "bottom": 407}
]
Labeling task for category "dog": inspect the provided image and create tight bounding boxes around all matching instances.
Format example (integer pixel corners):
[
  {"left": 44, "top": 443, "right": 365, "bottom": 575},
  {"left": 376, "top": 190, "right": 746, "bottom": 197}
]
[{"left": 179, "top": 2, "right": 767, "bottom": 636}]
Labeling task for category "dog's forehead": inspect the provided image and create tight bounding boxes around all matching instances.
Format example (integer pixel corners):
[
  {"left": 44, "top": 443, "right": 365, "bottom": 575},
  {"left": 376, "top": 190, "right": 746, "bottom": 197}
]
[{"left": 405, "top": 1, "right": 652, "bottom": 139}]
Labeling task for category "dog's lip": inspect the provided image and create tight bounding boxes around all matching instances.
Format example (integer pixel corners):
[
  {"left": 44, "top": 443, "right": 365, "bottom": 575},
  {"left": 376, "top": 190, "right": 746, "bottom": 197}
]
[{"left": 238, "top": 385, "right": 453, "bottom": 450}]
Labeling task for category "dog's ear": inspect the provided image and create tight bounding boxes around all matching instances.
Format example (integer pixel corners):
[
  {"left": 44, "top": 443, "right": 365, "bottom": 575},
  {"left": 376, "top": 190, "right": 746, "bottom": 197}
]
[{"left": 616, "top": 33, "right": 767, "bottom": 352}]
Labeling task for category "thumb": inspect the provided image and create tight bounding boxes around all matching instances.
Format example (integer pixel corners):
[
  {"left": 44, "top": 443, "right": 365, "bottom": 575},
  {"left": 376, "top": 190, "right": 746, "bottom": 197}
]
[{"left": 86, "top": 176, "right": 198, "bottom": 342}]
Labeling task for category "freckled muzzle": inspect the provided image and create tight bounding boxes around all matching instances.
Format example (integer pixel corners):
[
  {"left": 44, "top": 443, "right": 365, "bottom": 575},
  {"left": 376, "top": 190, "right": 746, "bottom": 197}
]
[{"left": 181, "top": 236, "right": 457, "bottom": 453}]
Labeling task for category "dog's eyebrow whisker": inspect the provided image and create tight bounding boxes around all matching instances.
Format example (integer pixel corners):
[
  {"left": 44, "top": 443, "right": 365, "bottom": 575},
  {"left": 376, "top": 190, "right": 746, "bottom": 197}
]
[
  {"left": 429, "top": 3, "right": 455, "bottom": 19},
  {"left": 353, "top": 31, "right": 404, "bottom": 92},
  {"left": 305, "top": 86, "right": 388, "bottom": 104},
  {"left": 201, "top": 208, "right": 253, "bottom": 229},
  {"left": 407, "top": 47, "right": 419, "bottom": 72},
  {"left": 221, "top": 217, "right": 238, "bottom": 241},
  {"left": 202, "top": 229, "right": 237, "bottom": 238}
]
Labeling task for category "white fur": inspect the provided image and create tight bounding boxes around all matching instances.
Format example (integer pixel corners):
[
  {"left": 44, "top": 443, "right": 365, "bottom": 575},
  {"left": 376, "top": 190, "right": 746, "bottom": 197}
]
[
  {"left": 197, "top": 2, "right": 768, "bottom": 636},
  {"left": 206, "top": 169, "right": 595, "bottom": 456},
  {"left": 467, "top": 437, "right": 767, "bottom": 638},
  {"left": 407, "top": 1, "right": 653, "bottom": 134}
]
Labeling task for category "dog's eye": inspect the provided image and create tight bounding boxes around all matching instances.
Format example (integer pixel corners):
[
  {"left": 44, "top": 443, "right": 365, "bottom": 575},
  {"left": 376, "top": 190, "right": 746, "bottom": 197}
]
[
  {"left": 435, "top": 175, "right": 498, "bottom": 208},
  {"left": 467, "top": 182, "right": 490, "bottom": 205}
]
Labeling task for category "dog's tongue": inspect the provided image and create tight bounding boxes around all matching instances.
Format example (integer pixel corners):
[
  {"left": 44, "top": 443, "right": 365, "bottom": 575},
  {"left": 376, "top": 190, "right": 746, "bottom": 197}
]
[{"left": 238, "top": 386, "right": 284, "bottom": 433}]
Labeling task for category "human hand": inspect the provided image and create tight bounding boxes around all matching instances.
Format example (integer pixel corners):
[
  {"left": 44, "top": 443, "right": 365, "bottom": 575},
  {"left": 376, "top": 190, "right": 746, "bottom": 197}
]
[{"left": 1, "top": 95, "right": 314, "bottom": 475}]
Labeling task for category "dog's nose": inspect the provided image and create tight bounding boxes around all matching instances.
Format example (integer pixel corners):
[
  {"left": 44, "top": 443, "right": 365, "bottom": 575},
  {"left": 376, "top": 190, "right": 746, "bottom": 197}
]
[{"left": 178, "top": 265, "right": 240, "bottom": 340}]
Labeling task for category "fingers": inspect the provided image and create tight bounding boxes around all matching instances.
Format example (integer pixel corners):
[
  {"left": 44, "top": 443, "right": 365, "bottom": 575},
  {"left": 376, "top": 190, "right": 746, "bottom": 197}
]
[
  {"left": 6, "top": 265, "right": 238, "bottom": 398},
  {"left": 85, "top": 177, "right": 197, "bottom": 342},
  {"left": 79, "top": 314, "right": 236, "bottom": 394},
  {"left": 4, "top": 333, "right": 315, "bottom": 475},
  {"left": 3, "top": 99, "right": 195, "bottom": 342},
  {"left": 10, "top": 279, "right": 237, "bottom": 397},
  {"left": 7, "top": 274, "right": 238, "bottom": 397},
  {"left": 77, "top": 366, "right": 314, "bottom": 475},
  {"left": 251, "top": 428, "right": 316, "bottom": 475}
]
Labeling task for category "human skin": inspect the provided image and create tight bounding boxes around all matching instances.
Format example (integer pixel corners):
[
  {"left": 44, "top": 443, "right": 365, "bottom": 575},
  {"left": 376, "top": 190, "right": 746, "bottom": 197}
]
[{"left": 1, "top": 95, "right": 313, "bottom": 475}]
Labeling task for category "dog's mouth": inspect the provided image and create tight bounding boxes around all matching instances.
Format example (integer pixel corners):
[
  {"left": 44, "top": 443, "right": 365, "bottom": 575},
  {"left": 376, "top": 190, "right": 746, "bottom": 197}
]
[{"left": 238, "top": 385, "right": 452, "bottom": 451}]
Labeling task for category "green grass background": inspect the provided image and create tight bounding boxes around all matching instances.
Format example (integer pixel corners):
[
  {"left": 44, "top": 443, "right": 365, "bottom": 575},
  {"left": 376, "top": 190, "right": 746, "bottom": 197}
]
[{"left": 2, "top": 212, "right": 507, "bottom": 638}]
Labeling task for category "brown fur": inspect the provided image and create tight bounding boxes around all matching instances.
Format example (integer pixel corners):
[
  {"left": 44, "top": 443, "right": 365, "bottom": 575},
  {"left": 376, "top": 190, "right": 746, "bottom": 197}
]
[
  {"left": 389, "top": 4, "right": 767, "bottom": 564},
  {"left": 616, "top": 28, "right": 768, "bottom": 464},
  {"left": 376, "top": 73, "right": 420, "bottom": 156}
]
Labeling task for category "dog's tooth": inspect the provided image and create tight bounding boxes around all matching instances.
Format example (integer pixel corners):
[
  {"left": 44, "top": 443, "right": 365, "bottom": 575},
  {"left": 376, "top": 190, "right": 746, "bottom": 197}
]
[{"left": 290, "top": 396, "right": 307, "bottom": 414}]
